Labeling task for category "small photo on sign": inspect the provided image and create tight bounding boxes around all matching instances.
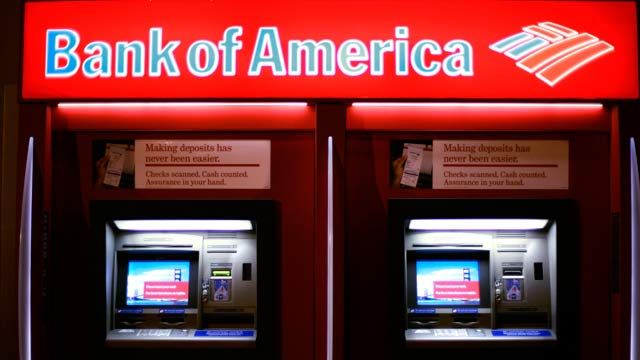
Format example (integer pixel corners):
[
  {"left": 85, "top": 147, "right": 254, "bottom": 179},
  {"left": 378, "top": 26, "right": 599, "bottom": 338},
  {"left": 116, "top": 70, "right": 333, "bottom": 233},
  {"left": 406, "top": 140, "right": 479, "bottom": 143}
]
[
  {"left": 390, "top": 141, "right": 433, "bottom": 189},
  {"left": 93, "top": 140, "right": 135, "bottom": 189}
]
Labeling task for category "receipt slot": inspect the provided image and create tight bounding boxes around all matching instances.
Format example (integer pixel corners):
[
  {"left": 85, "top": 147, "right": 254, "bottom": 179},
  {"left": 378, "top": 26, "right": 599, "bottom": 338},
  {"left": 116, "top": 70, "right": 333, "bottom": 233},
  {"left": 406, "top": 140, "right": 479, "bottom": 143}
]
[
  {"left": 92, "top": 200, "right": 275, "bottom": 355},
  {"left": 391, "top": 199, "right": 579, "bottom": 356}
]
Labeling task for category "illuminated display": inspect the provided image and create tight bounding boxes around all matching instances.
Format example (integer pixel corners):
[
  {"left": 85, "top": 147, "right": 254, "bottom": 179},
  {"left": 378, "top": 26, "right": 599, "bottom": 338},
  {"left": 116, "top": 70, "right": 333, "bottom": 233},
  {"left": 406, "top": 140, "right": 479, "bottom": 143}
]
[
  {"left": 416, "top": 260, "right": 481, "bottom": 306},
  {"left": 126, "top": 260, "right": 190, "bottom": 306}
]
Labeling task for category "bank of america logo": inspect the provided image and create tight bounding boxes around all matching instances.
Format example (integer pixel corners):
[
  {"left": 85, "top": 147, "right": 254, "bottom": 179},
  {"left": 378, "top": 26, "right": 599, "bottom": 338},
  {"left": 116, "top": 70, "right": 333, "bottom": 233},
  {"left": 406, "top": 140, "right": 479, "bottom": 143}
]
[{"left": 490, "top": 22, "right": 614, "bottom": 86}]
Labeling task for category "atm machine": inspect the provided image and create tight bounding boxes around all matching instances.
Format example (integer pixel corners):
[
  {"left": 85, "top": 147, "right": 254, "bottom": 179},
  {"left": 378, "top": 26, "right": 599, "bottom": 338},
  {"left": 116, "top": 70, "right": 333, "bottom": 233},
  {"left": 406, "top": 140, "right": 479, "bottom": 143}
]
[
  {"left": 391, "top": 199, "right": 579, "bottom": 356},
  {"left": 91, "top": 200, "right": 275, "bottom": 355}
]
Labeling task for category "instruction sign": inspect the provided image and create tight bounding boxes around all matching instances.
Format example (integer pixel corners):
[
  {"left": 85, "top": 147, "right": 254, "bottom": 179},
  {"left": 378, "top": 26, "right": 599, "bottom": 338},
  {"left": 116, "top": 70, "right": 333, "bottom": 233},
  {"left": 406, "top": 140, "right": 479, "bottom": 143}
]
[
  {"left": 432, "top": 140, "right": 568, "bottom": 189},
  {"left": 135, "top": 140, "right": 270, "bottom": 189}
]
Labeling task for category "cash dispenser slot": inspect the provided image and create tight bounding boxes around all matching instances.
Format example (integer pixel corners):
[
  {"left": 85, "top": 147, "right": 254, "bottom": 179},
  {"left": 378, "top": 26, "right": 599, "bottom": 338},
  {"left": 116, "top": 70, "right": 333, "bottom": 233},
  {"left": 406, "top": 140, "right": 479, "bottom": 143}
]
[
  {"left": 409, "top": 314, "right": 440, "bottom": 328},
  {"left": 159, "top": 310, "right": 188, "bottom": 327},
  {"left": 451, "top": 315, "right": 480, "bottom": 327},
  {"left": 115, "top": 311, "right": 145, "bottom": 328},
  {"left": 503, "top": 267, "right": 523, "bottom": 277},
  {"left": 409, "top": 320, "right": 439, "bottom": 328}
]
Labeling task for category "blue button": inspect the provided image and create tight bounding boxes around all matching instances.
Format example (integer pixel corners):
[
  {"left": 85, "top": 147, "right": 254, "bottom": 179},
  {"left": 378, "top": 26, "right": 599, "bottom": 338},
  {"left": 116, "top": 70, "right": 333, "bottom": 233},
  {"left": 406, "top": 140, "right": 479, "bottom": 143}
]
[
  {"left": 452, "top": 308, "right": 478, "bottom": 314},
  {"left": 194, "top": 330, "right": 255, "bottom": 337},
  {"left": 491, "top": 330, "right": 552, "bottom": 337},
  {"left": 410, "top": 308, "right": 436, "bottom": 314},
  {"left": 159, "top": 309, "right": 185, "bottom": 314},
  {"left": 117, "top": 309, "right": 143, "bottom": 314}
]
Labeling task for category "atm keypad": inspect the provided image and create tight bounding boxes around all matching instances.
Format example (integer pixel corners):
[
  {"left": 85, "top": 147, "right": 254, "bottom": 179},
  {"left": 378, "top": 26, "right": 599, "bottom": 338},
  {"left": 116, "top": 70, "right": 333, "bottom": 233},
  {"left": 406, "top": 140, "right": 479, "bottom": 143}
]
[
  {"left": 138, "top": 329, "right": 172, "bottom": 337},
  {"left": 412, "top": 328, "right": 487, "bottom": 338},
  {"left": 435, "top": 329, "right": 468, "bottom": 337},
  {"left": 170, "top": 329, "right": 190, "bottom": 337}
]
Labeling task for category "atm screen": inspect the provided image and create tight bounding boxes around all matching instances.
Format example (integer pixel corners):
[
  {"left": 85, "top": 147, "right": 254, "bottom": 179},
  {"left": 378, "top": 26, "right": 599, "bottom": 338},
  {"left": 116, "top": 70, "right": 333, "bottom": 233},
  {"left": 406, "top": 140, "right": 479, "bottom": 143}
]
[
  {"left": 126, "top": 260, "right": 191, "bottom": 306},
  {"left": 416, "top": 260, "right": 481, "bottom": 306}
]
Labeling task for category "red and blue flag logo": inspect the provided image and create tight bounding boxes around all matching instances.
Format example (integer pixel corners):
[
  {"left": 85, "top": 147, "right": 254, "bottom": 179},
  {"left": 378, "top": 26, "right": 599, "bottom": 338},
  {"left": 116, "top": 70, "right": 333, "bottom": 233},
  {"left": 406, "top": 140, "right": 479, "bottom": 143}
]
[{"left": 490, "top": 22, "right": 614, "bottom": 86}]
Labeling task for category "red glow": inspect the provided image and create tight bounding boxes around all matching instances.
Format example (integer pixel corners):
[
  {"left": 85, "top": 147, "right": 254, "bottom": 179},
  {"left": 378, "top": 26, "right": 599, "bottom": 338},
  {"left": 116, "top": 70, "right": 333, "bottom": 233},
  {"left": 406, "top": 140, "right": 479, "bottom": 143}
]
[
  {"left": 347, "top": 103, "right": 609, "bottom": 131},
  {"left": 53, "top": 103, "right": 316, "bottom": 131}
]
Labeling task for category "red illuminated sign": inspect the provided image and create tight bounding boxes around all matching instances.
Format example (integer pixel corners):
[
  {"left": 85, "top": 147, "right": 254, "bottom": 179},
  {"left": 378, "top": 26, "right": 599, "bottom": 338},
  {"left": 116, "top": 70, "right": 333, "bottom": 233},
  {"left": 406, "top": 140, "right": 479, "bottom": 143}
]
[
  {"left": 22, "top": 1, "right": 638, "bottom": 100},
  {"left": 433, "top": 281, "right": 480, "bottom": 300},
  {"left": 143, "top": 281, "right": 189, "bottom": 301}
]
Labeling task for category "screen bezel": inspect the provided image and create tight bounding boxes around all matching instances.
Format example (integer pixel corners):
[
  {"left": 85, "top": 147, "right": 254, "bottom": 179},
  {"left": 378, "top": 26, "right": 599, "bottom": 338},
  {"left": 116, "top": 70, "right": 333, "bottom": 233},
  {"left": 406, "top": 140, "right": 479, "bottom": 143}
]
[
  {"left": 406, "top": 250, "right": 490, "bottom": 309},
  {"left": 115, "top": 250, "right": 199, "bottom": 309}
]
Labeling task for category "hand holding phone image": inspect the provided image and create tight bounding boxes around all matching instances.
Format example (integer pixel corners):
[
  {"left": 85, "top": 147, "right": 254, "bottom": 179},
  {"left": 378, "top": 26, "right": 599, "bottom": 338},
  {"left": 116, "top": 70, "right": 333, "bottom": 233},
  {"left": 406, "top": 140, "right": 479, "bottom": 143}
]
[
  {"left": 400, "top": 145, "right": 424, "bottom": 188},
  {"left": 93, "top": 141, "right": 136, "bottom": 188},
  {"left": 390, "top": 141, "right": 434, "bottom": 189}
]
